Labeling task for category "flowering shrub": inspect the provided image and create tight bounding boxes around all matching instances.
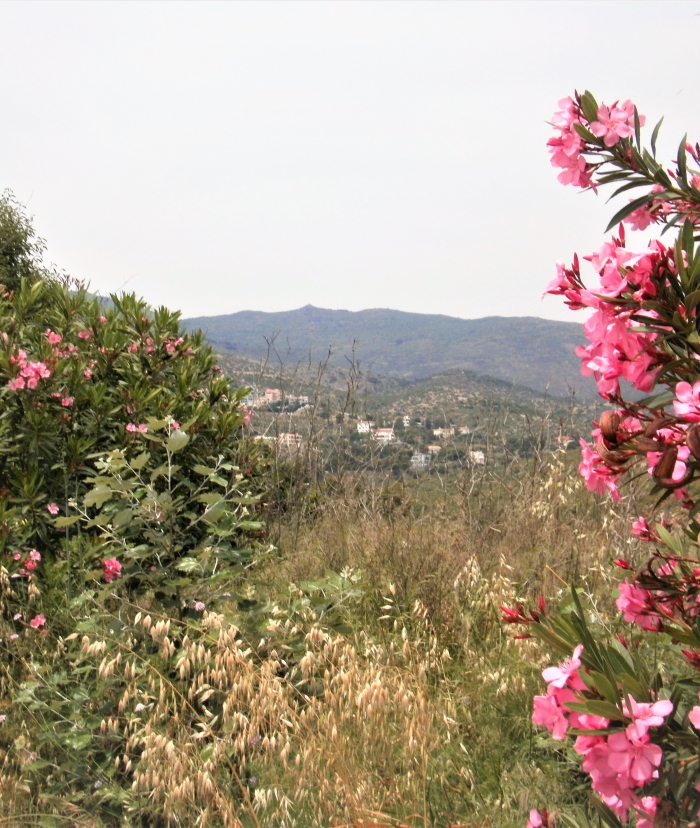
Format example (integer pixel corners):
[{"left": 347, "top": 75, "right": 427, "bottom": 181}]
[{"left": 505, "top": 92, "right": 700, "bottom": 827}]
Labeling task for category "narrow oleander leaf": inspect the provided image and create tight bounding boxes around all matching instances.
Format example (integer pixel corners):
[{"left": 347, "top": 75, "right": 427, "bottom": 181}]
[{"left": 651, "top": 116, "right": 664, "bottom": 157}]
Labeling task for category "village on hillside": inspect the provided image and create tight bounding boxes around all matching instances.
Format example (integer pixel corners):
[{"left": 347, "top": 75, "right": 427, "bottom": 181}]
[{"left": 238, "top": 384, "right": 578, "bottom": 474}]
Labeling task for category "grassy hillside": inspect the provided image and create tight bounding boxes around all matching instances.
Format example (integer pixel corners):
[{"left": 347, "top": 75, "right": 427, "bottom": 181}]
[{"left": 182, "top": 305, "right": 594, "bottom": 398}]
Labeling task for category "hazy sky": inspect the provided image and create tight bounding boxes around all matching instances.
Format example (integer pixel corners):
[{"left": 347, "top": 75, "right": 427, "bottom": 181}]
[{"left": 1, "top": 1, "right": 700, "bottom": 322}]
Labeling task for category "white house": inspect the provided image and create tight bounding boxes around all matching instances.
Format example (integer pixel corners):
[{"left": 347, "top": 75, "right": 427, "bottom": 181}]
[
  {"left": 402, "top": 415, "right": 411, "bottom": 428},
  {"left": 373, "top": 428, "right": 395, "bottom": 443},
  {"left": 468, "top": 450, "right": 485, "bottom": 466},
  {"left": 278, "top": 432, "right": 303, "bottom": 447},
  {"left": 356, "top": 420, "right": 373, "bottom": 434},
  {"left": 410, "top": 453, "right": 432, "bottom": 468},
  {"left": 433, "top": 427, "right": 455, "bottom": 439}
]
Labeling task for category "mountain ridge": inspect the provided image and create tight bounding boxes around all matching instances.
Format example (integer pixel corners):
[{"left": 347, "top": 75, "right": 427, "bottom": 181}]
[{"left": 182, "top": 305, "right": 593, "bottom": 399}]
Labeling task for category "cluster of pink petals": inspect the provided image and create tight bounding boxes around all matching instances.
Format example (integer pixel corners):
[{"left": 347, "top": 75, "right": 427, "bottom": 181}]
[
  {"left": 579, "top": 439, "right": 622, "bottom": 501},
  {"left": 547, "top": 97, "right": 593, "bottom": 188},
  {"left": 589, "top": 100, "right": 642, "bottom": 147},
  {"left": 102, "top": 558, "right": 122, "bottom": 583},
  {"left": 46, "top": 503, "right": 60, "bottom": 516},
  {"left": 7, "top": 349, "right": 52, "bottom": 391},
  {"left": 673, "top": 380, "right": 700, "bottom": 422},
  {"left": 546, "top": 238, "right": 664, "bottom": 400},
  {"left": 29, "top": 613, "right": 46, "bottom": 628},
  {"left": 616, "top": 581, "right": 661, "bottom": 631},
  {"left": 534, "top": 650, "right": 672, "bottom": 822},
  {"left": 126, "top": 423, "right": 148, "bottom": 433}
]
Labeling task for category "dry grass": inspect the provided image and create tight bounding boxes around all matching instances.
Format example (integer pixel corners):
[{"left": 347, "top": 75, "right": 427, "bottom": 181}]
[{"left": 0, "top": 451, "right": 641, "bottom": 827}]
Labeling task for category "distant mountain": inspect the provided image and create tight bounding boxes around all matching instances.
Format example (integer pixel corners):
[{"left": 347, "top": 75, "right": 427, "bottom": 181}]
[{"left": 181, "top": 305, "right": 593, "bottom": 398}]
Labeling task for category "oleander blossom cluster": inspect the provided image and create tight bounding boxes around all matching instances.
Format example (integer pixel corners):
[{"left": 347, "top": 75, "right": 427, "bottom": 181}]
[
  {"left": 513, "top": 91, "right": 700, "bottom": 828},
  {"left": 532, "top": 645, "right": 671, "bottom": 823}
]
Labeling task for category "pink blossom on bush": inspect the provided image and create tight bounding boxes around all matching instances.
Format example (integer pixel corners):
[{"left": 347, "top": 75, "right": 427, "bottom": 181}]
[
  {"left": 45, "top": 329, "right": 62, "bottom": 345},
  {"left": 589, "top": 100, "right": 641, "bottom": 147},
  {"left": 616, "top": 581, "right": 660, "bottom": 631},
  {"left": 102, "top": 558, "right": 122, "bottom": 583},
  {"left": 623, "top": 697, "right": 673, "bottom": 739},
  {"left": 579, "top": 439, "right": 621, "bottom": 500},
  {"left": 542, "top": 644, "right": 586, "bottom": 690},
  {"left": 46, "top": 503, "right": 59, "bottom": 515},
  {"left": 29, "top": 614, "right": 46, "bottom": 628},
  {"left": 77, "top": 330, "right": 91, "bottom": 340},
  {"left": 674, "top": 380, "right": 700, "bottom": 422},
  {"left": 61, "top": 396, "right": 74, "bottom": 408}
]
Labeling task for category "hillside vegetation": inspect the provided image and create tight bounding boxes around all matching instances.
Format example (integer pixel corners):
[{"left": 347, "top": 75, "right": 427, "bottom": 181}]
[{"left": 182, "top": 305, "right": 594, "bottom": 398}]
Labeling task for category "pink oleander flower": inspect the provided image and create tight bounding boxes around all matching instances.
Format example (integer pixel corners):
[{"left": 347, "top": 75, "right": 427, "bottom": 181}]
[
  {"left": 607, "top": 730, "right": 662, "bottom": 786},
  {"left": 532, "top": 687, "right": 577, "bottom": 740},
  {"left": 61, "top": 396, "right": 74, "bottom": 408},
  {"left": 635, "top": 797, "right": 659, "bottom": 828},
  {"left": 631, "top": 516, "right": 653, "bottom": 540},
  {"left": 28, "top": 550, "right": 41, "bottom": 562},
  {"left": 579, "top": 439, "right": 622, "bottom": 500},
  {"left": 84, "top": 369, "right": 92, "bottom": 379},
  {"left": 102, "top": 558, "right": 122, "bottom": 583},
  {"left": 99, "top": 315, "right": 107, "bottom": 323},
  {"left": 7, "top": 377, "right": 25, "bottom": 391},
  {"left": 616, "top": 581, "right": 660, "bottom": 631},
  {"left": 138, "top": 423, "right": 148, "bottom": 433},
  {"left": 171, "top": 421, "right": 180, "bottom": 429},
  {"left": 77, "top": 330, "right": 91, "bottom": 340},
  {"left": 589, "top": 100, "right": 641, "bottom": 147},
  {"left": 47, "top": 503, "right": 59, "bottom": 515},
  {"left": 126, "top": 423, "right": 147, "bottom": 433},
  {"left": 45, "top": 329, "right": 62, "bottom": 345},
  {"left": 623, "top": 697, "right": 673, "bottom": 739},
  {"left": 674, "top": 380, "right": 700, "bottom": 422},
  {"left": 624, "top": 204, "right": 655, "bottom": 231},
  {"left": 193, "top": 601, "right": 206, "bottom": 611},
  {"left": 526, "top": 809, "right": 543, "bottom": 828},
  {"left": 29, "top": 614, "right": 46, "bottom": 628},
  {"left": 542, "top": 644, "right": 586, "bottom": 691}
]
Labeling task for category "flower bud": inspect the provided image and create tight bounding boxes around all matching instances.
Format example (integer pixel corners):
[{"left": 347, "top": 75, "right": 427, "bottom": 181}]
[
  {"left": 644, "top": 416, "right": 675, "bottom": 438},
  {"left": 653, "top": 445, "right": 678, "bottom": 481},
  {"left": 600, "top": 411, "right": 620, "bottom": 442},
  {"left": 688, "top": 425, "right": 700, "bottom": 461}
]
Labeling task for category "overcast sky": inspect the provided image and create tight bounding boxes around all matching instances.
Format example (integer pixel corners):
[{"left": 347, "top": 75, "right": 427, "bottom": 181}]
[{"left": 1, "top": 1, "right": 699, "bottom": 322}]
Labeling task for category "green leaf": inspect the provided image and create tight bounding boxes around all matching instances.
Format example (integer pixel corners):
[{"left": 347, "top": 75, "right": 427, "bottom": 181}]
[
  {"left": 580, "top": 90, "right": 599, "bottom": 125},
  {"left": 651, "top": 116, "right": 664, "bottom": 157},
  {"left": 84, "top": 485, "right": 114, "bottom": 508},
  {"left": 166, "top": 430, "right": 189, "bottom": 453},
  {"left": 176, "top": 557, "right": 200, "bottom": 573},
  {"left": 112, "top": 508, "right": 133, "bottom": 530},
  {"left": 54, "top": 515, "right": 80, "bottom": 527},
  {"left": 130, "top": 451, "right": 151, "bottom": 471},
  {"left": 193, "top": 464, "right": 217, "bottom": 476},
  {"left": 678, "top": 133, "right": 689, "bottom": 185},
  {"left": 565, "top": 699, "right": 622, "bottom": 720}
]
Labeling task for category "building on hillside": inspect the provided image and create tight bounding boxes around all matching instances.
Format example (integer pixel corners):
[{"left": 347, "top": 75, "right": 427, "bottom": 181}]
[
  {"left": 278, "top": 432, "right": 303, "bottom": 447},
  {"left": 410, "top": 453, "right": 432, "bottom": 468},
  {"left": 373, "top": 428, "right": 395, "bottom": 443},
  {"left": 458, "top": 426, "right": 471, "bottom": 435},
  {"left": 285, "top": 394, "right": 310, "bottom": 405},
  {"left": 356, "top": 420, "right": 373, "bottom": 434},
  {"left": 433, "top": 427, "right": 455, "bottom": 439},
  {"left": 426, "top": 444, "right": 442, "bottom": 454},
  {"left": 402, "top": 415, "right": 411, "bottom": 428},
  {"left": 263, "top": 388, "right": 282, "bottom": 403},
  {"left": 468, "top": 450, "right": 485, "bottom": 466}
]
